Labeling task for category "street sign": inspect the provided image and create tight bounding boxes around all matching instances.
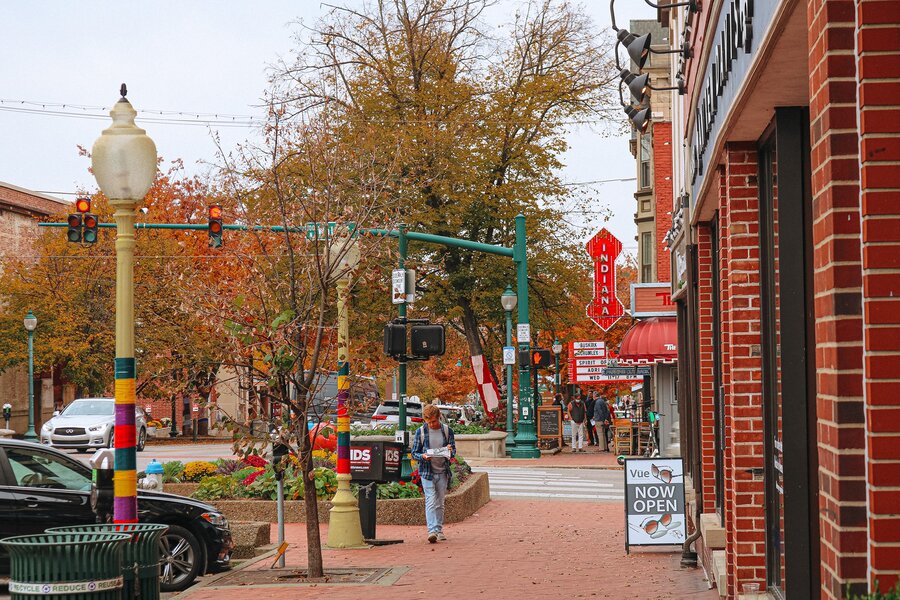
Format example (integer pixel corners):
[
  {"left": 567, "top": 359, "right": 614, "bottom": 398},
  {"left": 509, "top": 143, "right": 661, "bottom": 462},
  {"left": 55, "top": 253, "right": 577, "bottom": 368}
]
[
  {"left": 517, "top": 323, "right": 531, "bottom": 343},
  {"left": 503, "top": 346, "right": 516, "bottom": 365},
  {"left": 602, "top": 366, "right": 653, "bottom": 377},
  {"left": 305, "top": 221, "right": 357, "bottom": 240},
  {"left": 391, "top": 269, "right": 406, "bottom": 304}
]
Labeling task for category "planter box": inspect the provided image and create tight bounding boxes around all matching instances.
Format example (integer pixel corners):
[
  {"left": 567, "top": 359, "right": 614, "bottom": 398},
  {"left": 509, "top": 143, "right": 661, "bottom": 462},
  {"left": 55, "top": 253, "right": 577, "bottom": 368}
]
[
  {"left": 163, "top": 471, "right": 490, "bottom": 526},
  {"left": 454, "top": 431, "right": 507, "bottom": 458}
]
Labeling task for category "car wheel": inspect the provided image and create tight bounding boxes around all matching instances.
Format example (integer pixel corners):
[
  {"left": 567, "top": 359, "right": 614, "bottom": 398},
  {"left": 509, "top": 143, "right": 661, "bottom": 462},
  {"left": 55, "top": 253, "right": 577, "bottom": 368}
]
[
  {"left": 159, "top": 524, "right": 202, "bottom": 592},
  {"left": 137, "top": 428, "right": 146, "bottom": 452},
  {"left": 107, "top": 430, "right": 115, "bottom": 449}
]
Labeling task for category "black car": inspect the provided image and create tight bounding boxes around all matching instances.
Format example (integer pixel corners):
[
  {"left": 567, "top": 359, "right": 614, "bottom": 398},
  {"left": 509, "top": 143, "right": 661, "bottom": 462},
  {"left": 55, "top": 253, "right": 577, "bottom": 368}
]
[{"left": 0, "top": 439, "right": 233, "bottom": 592}]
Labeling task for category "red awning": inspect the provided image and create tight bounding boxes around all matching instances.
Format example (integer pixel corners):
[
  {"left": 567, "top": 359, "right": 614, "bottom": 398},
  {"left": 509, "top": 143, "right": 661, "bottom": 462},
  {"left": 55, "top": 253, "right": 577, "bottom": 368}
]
[{"left": 617, "top": 316, "right": 678, "bottom": 363}]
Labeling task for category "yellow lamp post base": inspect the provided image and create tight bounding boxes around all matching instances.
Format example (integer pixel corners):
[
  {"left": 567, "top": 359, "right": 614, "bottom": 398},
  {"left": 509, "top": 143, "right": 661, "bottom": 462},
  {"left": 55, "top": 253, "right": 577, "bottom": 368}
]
[{"left": 326, "top": 474, "right": 368, "bottom": 549}]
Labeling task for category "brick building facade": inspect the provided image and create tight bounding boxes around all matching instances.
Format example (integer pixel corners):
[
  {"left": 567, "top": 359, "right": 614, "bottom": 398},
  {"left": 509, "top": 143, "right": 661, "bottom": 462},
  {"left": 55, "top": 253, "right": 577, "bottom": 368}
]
[
  {"left": 0, "top": 182, "right": 70, "bottom": 432},
  {"left": 616, "top": 0, "right": 900, "bottom": 596}
]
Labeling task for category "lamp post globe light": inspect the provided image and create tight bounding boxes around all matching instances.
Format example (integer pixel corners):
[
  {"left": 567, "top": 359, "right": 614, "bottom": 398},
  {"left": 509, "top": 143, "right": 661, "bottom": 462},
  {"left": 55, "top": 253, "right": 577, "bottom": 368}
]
[
  {"left": 552, "top": 339, "right": 563, "bottom": 396},
  {"left": 91, "top": 84, "right": 157, "bottom": 524},
  {"left": 326, "top": 238, "right": 367, "bottom": 549},
  {"left": 500, "top": 286, "right": 517, "bottom": 452},
  {"left": 23, "top": 311, "right": 38, "bottom": 441}
]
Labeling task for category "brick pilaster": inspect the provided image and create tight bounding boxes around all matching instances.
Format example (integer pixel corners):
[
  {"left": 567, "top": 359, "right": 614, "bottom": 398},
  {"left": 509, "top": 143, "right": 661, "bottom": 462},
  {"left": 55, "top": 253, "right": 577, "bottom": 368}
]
[
  {"left": 856, "top": 0, "right": 900, "bottom": 592},
  {"left": 808, "top": 0, "right": 867, "bottom": 595},
  {"left": 653, "top": 121, "right": 673, "bottom": 283},
  {"left": 721, "top": 144, "right": 766, "bottom": 597},
  {"left": 697, "top": 221, "right": 716, "bottom": 511}
]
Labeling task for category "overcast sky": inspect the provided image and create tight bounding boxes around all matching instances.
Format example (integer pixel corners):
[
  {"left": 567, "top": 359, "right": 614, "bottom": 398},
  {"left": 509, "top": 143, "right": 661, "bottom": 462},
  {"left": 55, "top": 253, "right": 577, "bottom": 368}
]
[{"left": 0, "top": 1, "right": 654, "bottom": 253}]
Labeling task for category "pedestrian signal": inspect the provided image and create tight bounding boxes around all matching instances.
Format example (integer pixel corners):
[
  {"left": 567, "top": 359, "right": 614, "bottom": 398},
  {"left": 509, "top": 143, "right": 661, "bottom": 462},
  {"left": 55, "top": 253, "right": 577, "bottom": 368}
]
[
  {"left": 208, "top": 205, "right": 223, "bottom": 248},
  {"left": 531, "top": 348, "right": 553, "bottom": 368}
]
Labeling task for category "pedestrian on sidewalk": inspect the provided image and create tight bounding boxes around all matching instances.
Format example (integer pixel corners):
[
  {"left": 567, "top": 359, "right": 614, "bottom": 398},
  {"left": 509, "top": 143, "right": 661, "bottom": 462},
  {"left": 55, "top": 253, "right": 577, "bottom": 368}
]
[
  {"left": 593, "top": 395, "right": 611, "bottom": 452},
  {"left": 411, "top": 404, "right": 456, "bottom": 543},
  {"left": 567, "top": 394, "right": 587, "bottom": 452},
  {"left": 585, "top": 392, "right": 598, "bottom": 447}
]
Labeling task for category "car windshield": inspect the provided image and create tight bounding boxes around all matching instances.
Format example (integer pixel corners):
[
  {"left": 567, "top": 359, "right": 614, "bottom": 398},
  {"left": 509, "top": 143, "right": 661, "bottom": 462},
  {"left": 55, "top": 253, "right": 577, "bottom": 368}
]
[
  {"left": 61, "top": 401, "right": 114, "bottom": 417},
  {"left": 376, "top": 402, "right": 422, "bottom": 417}
]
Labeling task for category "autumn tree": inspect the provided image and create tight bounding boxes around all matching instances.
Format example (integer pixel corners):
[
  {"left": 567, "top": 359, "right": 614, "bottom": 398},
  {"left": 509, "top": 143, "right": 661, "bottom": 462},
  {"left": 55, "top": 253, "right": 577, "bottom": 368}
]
[{"left": 275, "top": 0, "right": 619, "bottom": 388}]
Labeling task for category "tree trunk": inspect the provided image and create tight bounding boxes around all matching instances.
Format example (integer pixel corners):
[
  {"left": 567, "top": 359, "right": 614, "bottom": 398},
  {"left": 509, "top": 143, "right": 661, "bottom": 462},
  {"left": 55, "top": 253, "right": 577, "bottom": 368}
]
[{"left": 300, "top": 421, "right": 324, "bottom": 577}]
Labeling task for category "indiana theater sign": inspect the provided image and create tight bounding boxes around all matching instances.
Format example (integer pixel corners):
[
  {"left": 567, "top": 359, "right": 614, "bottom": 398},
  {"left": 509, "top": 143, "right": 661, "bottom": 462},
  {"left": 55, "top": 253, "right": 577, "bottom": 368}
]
[{"left": 586, "top": 228, "right": 625, "bottom": 331}]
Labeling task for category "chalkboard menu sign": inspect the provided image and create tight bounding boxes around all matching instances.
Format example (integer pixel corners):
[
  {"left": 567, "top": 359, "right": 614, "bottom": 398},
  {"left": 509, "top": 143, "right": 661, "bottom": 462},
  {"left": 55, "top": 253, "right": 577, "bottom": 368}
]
[{"left": 537, "top": 406, "right": 563, "bottom": 443}]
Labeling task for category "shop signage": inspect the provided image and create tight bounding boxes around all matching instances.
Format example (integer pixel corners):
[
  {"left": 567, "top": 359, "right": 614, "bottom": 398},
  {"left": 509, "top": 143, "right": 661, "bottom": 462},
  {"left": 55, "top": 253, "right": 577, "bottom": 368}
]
[
  {"left": 688, "top": 0, "right": 779, "bottom": 201},
  {"left": 602, "top": 366, "right": 652, "bottom": 377},
  {"left": 624, "top": 457, "right": 687, "bottom": 553},
  {"left": 585, "top": 229, "right": 625, "bottom": 331},
  {"left": 568, "top": 341, "right": 643, "bottom": 384},
  {"left": 631, "top": 283, "right": 677, "bottom": 317}
]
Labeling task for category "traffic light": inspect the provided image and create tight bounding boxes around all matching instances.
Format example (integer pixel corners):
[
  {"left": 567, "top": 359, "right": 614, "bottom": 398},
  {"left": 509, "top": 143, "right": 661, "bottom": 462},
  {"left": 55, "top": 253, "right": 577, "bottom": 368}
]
[
  {"left": 531, "top": 348, "right": 553, "bottom": 369},
  {"left": 82, "top": 212, "right": 99, "bottom": 244},
  {"left": 208, "top": 205, "right": 223, "bottom": 248},
  {"left": 66, "top": 213, "right": 82, "bottom": 243},
  {"left": 67, "top": 197, "right": 93, "bottom": 243}
]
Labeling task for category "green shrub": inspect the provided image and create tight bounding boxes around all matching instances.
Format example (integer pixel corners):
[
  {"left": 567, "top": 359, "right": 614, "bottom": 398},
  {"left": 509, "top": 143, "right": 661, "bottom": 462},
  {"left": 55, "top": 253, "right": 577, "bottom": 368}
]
[
  {"left": 162, "top": 461, "right": 184, "bottom": 484},
  {"left": 847, "top": 583, "right": 900, "bottom": 599},
  {"left": 377, "top": 480, "right": 422, "bottom": 499},
  {"left": 451, "top": 424, "right": 491, "bottom": 435},
  {"left": 233, "top": 466, "right": 260, "bottom": 482},
  {"left": 193, "top": 475, "right": 240, "bottom": 501}
]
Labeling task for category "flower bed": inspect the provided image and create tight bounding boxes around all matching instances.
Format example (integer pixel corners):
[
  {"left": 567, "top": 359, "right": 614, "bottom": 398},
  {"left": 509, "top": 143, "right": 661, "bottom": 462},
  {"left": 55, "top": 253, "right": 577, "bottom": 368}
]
[{"left": 154, "top": 451, "right": 489, "bottom": 525}]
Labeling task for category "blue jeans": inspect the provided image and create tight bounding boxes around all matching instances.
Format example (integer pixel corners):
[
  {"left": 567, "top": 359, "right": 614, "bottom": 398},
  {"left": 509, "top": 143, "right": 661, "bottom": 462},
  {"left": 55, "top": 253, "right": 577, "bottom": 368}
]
[{"left": 422, "top": 471, "right": 449, "bottom": 534}]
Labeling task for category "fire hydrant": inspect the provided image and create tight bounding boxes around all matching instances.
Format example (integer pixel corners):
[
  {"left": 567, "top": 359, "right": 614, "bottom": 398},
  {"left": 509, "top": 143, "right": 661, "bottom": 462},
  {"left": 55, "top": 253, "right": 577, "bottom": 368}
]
[{"left": 142, "top": 459, "right": 164, "bottom": 491}]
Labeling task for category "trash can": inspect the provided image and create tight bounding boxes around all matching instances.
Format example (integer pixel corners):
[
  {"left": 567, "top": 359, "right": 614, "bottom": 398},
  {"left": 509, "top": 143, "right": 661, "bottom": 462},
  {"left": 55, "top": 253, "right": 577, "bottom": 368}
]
[
  {"left": 47, "top": 524, "right": 169, "bottom": 600},
  {"left": 0, "top": 531, "right": 131, "bottom": 599}
]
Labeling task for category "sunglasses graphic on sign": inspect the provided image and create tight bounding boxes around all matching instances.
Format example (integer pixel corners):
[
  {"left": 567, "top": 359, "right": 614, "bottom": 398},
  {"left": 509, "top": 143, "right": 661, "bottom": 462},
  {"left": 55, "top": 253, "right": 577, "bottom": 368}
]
[
  {"left": 631, "top": 513, "right": 684, "bottom": 539},
  {"left": 651, "top": 463, "right": 682, "bottom": 484}
]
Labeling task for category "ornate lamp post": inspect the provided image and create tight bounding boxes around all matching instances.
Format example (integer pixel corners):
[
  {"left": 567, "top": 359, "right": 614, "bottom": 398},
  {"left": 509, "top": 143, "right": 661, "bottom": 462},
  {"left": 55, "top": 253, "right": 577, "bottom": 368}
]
[
  {"left": 91, "top": 84, "right": 157, "bottom": 523},
  {"left": 501, "top": 286, "right": 517, "bottom": 452},
  {"left": 552, "top": 339, "right": 563, "bottom": 396},
  {"left": 23, "top": 311, "right": 38, "bottom": 441},
  {"left": 326, "top": 238, "right": 367, "bottom": 548}
]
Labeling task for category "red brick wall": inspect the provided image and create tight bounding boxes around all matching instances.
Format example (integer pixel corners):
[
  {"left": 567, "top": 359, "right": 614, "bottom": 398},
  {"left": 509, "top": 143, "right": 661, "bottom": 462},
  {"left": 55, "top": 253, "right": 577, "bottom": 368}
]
[
  {"left": 697, "top": 221, "right": 716, "bottom": 512},
  {"left": 653, "top": 122, "right": 673, "bottom": 283},
  {"left": 808, "top": 0, "right": 867, "bottom": 595},
  {"left": 722, "top": 144, "right": 766, "bottom": 597},
  {"left": 718, "top": 165, "right": 734, "bottom": 588},
  {"left": 855, "top": 0, "right": 900, "bottom": 591}
]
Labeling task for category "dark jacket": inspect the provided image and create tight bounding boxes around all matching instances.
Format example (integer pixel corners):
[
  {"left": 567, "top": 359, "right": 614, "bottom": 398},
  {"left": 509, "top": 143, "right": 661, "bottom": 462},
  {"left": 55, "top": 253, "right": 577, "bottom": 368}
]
[
  {"left": 585, "top": 397, "right": 596, "bottom": 422},
  {"left": 594, "top": 400, "right": 611, "bottom": 423}
]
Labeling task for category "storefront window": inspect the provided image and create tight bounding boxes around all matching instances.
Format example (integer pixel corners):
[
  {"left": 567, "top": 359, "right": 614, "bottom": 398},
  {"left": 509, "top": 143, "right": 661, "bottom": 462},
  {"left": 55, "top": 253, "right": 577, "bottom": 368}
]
[{"left": 641, "top": 232, "right": 653, "bottom": 282}]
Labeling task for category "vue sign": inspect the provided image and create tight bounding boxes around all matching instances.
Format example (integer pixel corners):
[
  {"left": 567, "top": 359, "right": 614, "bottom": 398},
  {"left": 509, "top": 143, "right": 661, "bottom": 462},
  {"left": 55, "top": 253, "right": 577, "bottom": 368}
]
[{"left": 585, "top": 229, "right": 625, "bottom": 331}]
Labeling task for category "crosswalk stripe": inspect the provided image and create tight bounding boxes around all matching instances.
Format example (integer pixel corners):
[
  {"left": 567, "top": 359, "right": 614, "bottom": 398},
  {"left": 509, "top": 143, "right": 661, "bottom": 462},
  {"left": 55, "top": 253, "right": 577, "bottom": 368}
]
[
  {"left": 490, "top": 481, "right": 614, "bottom": 489},
  {"left": 491, "top": 491, "right": 624, "bottom": 500}
]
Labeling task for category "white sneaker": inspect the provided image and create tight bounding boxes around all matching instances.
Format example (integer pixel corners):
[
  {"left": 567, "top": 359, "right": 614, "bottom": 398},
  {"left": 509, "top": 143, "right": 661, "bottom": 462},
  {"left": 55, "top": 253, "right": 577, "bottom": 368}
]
[{"left": 436, "top": 532, "right": 447, "bottom": 541}]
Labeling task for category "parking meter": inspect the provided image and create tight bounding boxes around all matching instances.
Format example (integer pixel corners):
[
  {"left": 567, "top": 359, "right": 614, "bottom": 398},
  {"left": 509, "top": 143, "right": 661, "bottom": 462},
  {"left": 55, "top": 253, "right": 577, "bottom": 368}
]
[
  {"left": 90, "top": 448, "right": 115, "bottom": 522},
  {"left": 272, "top": 442, "right": 290, "bottom": 481}
]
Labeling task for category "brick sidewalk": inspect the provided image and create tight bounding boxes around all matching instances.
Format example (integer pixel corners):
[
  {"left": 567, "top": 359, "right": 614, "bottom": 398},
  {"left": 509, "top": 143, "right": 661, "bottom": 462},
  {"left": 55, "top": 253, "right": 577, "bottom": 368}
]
[
  {"left": 181, "top": 499, "right": 715, "bottom": 599},
  {"left": 471, "top": 444, "right": 624, "bottom": 469}
]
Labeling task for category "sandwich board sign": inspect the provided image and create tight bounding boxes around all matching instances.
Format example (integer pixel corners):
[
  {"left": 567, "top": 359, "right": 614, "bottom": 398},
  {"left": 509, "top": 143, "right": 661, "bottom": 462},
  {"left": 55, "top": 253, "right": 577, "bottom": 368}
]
[{"left": 624, "top": 457, "right": 687, "bottom": 553}]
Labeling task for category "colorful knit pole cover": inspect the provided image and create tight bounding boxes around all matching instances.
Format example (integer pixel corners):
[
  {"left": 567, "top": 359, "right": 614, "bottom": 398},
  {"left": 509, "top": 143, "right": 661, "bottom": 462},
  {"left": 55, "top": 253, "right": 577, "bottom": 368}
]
[
  {"left": 336, "top": 361, "right": 350, "bottom": 475},
  {"left": 114, "top": 357, "right": 138, "bottom": 522}
]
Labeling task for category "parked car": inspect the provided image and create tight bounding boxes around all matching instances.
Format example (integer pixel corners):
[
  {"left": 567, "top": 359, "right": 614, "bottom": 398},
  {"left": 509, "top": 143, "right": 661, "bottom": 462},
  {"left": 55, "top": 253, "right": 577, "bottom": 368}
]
[
  {"left": 366, "top": 399, "right": 424, "bottom": 428},
  {"left": 0, "top": 439, "right": 232, "bottom": 591},
  {"left": 40, "top": 397, "right": 147, "bottom": 453},
  {"left": 434, "top": 403, "right": 480, "bottom": 426}
]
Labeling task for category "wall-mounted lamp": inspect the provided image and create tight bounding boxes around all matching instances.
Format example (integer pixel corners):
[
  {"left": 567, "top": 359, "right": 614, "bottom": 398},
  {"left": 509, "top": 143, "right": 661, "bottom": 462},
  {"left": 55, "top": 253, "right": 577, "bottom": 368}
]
[
  {"left": 624, "top": 104, "right": 651, "bottom": 133},
  {"left": 620, "top": 68, "right": 687, "bottom": 103}
]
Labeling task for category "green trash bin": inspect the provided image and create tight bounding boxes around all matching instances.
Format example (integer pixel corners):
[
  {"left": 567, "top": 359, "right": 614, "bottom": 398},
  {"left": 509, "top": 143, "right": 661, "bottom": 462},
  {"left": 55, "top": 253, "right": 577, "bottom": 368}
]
[
  {"left": 47, "top": 524, "right": 169, "bottom": 600},
  {"left": 0, "top": 531, "right": 130, "bottom": 599}
]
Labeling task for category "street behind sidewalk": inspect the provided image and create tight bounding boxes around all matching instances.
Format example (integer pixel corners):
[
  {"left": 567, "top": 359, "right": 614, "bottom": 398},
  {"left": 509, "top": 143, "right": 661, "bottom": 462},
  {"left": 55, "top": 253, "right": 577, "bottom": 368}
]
[{"left": 181, "top": 500, "right": 715, "bottom": 600}]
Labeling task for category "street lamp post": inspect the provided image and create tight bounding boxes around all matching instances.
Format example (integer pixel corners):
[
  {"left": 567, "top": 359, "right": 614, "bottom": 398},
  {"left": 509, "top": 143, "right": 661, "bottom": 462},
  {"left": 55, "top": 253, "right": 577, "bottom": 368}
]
[
  {"left": 23, "top": 311, "right": 38, "bottom": 441},
  {"left": 327, "top": 239, "right": 367, "bottom": 548},
  {"left": 501, "top": 286, "right": 517, "bottom": 453},
  {"left": 91, "top": 85, "right": 157, "bottom": 523},
  {"left": 552, "top": 339, "right": 563, "bottom": 396},
  {"left": 511, "top": 214, "right": 540, "bottom": 457}
]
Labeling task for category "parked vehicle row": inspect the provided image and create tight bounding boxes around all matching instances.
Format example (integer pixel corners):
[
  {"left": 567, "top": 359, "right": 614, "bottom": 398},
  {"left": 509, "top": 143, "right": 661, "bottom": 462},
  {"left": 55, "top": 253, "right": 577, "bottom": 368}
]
[
  {"left": 39, "top": 397, "right": 148, "bottom": 453},
  {"left": 0, "top": 438, "right": 232, "bottom": 591}
]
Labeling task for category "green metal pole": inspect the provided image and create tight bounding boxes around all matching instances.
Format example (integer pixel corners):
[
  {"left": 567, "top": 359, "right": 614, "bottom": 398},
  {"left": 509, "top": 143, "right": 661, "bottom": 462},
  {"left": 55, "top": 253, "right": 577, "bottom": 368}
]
[
  {"left": 511, "top": 214, "right": 540, "bottom": 457},
  {"left": 505, "top": 306, "right": 515, "bottom": 453},
  {"left": 554, "top": 339, "right": 561, "bottom": 396},
  {"left": 397, "top": 225, "right": 413, "bottom": 479},
  {"left": 24, "top": 323, "right": 37, "bottom": 441}
]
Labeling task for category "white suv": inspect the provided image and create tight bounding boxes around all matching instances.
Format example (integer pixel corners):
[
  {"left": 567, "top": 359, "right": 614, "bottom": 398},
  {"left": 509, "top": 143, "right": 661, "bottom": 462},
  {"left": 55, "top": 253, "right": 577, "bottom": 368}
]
[{"left": 369, "top": 400, "right": 423, "bottom": 428}]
